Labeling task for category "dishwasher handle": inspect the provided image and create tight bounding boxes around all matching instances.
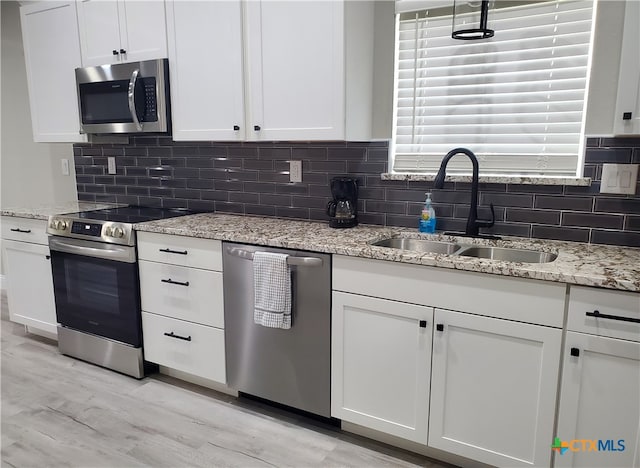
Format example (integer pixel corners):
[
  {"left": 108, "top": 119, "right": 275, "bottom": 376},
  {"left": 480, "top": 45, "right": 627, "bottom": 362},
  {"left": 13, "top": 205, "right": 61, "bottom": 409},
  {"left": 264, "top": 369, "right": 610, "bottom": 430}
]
[{"left": 227, "top": 247, "right": 323, "bottom": 267}]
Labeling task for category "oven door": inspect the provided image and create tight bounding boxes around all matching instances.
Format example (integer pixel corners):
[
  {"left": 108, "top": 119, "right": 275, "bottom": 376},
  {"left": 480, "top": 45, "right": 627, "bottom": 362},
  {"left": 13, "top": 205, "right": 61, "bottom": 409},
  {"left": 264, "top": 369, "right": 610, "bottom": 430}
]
[{"left": 49, "top": 237, "right": 142, "bottom": 347}]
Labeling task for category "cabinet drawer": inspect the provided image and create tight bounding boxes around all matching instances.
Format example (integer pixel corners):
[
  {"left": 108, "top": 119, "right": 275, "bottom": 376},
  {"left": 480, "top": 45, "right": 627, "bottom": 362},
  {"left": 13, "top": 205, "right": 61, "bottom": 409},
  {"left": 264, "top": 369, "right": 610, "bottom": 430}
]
[
  {"left": 1, "top": 217, "right": 48, "bottom": 245},
  {"left": 142, "top": 312, "right": 226, "bottom": 383},
  {"left": 333, "top": 255, "right": 566, "bottom": 327},
  {"left": 568, "top": 286, "right": 640, "bottom": 342},
  {"left": 140, "top": 260, "right": 224, "bottom": 328},
  {"left": 137, "top": 231, "right": 222, "bottom": 270}
]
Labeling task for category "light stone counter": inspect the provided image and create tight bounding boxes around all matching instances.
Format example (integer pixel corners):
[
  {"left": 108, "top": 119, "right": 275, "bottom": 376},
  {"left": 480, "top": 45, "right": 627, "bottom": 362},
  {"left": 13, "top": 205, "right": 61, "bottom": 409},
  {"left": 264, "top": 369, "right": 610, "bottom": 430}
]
[
  {"left": 134, "top": 213, "right": 640, "bottom": 293},
  {"left": 1, "top": 202, "right": 122, "bottom": 220}
]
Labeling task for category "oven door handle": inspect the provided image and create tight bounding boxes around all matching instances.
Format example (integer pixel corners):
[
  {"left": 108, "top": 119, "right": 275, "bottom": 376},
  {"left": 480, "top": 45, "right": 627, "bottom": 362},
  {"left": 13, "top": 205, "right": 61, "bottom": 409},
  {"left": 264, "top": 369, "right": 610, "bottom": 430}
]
[
  {"left": 49, "top": 237, "right": 136, "bottom": 263},
  {"left": 127, "top": 68, "right": 143, "bottom": 131}
]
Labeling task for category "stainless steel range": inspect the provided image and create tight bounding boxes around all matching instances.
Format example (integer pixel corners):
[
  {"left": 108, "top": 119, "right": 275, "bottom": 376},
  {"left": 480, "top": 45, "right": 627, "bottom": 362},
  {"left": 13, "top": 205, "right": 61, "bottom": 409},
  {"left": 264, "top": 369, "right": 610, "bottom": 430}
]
[{"left": 47, "top": 206, "right": 192, "bottom": 378}]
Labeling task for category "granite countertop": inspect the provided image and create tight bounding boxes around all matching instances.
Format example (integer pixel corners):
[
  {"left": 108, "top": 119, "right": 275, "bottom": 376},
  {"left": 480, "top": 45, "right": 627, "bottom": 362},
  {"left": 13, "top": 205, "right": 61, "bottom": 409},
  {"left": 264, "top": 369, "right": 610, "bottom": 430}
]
[
  {"left": 134, "top": 213, "right": 640, "bottom": 293},
  {"left": 1, "top": 202, "right": 121, "bottom": 220}
]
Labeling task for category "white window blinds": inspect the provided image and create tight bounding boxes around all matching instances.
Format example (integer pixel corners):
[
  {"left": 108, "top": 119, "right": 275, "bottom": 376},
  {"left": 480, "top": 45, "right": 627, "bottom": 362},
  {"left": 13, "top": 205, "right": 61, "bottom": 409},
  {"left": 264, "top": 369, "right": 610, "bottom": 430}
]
[{"left": 392, "top": 0, "right": 595, "bottom": 176}]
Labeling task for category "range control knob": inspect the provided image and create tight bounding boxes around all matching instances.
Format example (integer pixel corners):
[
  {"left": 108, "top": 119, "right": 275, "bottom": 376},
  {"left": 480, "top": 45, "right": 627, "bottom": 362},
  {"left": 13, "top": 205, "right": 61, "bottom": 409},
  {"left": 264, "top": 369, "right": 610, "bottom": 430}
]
[
  {"left": 104, "top": 226, "right": 113, "bottom": 237},
  {"left": 112, "top": 226, "right": 125, "bottom": 238},
  {"left": 53, "top": 219, "right": 67, "bottom": 230},
  {"left": 49, "top": 219, "right": 57, "bottom": 229}
]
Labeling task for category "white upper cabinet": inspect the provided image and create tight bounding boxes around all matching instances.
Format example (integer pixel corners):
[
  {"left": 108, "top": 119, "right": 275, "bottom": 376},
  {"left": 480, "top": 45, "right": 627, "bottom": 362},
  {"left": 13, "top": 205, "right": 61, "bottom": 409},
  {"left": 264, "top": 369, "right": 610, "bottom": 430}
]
[
  {"left": 20, "top": 2, "right": 86, "bottom": 142},
  {"left": 77, "top": 0, "right": 168, "bottom": 67},
  {"left": 613, "top": 0, "right": 640, "bottom": 135},
  {"left": 167, "top": 0, "right": 375, "bottom": 142},
  {"left": 244, "top": 1, "right": 345, "bottom": 141},
  {"left": 166, "top": 0, "right": 245, "bottom": 141}
]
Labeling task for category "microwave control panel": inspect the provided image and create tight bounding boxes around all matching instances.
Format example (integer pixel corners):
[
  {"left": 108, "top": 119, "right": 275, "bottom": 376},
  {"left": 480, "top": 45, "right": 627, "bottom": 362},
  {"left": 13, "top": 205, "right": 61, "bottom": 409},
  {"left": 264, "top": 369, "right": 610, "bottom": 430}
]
[{"left": 141, "top": 78, "right": 157, "bottom": 122}]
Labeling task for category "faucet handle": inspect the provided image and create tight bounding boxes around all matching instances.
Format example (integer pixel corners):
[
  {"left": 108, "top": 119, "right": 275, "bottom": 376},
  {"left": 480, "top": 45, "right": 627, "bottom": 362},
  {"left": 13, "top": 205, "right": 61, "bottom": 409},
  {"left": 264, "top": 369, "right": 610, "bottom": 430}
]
[{"left": 476, "top": 203, "right": 495, "bottom": 229}]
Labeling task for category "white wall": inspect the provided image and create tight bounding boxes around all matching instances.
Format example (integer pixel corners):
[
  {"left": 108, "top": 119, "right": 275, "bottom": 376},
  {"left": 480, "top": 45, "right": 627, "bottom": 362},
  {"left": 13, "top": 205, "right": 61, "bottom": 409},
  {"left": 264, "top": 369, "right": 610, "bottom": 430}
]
[{"left": 0, "top": 0, "right": 77, "bottom": 209}]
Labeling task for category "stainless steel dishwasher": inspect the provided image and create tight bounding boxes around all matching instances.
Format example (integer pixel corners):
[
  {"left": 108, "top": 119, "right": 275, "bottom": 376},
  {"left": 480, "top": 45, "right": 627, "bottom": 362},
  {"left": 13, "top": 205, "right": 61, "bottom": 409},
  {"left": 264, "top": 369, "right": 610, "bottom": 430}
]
[{"left": 222, "top": 242, "right": 331, "bottom": 418}]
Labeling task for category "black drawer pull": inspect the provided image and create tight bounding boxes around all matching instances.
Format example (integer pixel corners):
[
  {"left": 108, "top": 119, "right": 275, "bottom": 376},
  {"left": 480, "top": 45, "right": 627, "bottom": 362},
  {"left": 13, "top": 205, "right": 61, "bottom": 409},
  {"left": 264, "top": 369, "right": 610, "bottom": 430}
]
[
  {"left": 570, "top": 347, "right": 580, "bottom": 357},
  {"left": 45, "top": 255, "right": 51, "bottom": 260},
  {"left": 436, "top": 324, "right": 444, "bottom": 332},
  {"left": 419, "top": 320, "right": 427, "bottom": 328},
  {"left": 10, "top": 228, "right": 32, "bottom": 233},
  {"left": 164, "top": 332, "right": 191, "bottom": 342},
  {"left": 586, "top": 310, "right": 640, "bottom": 324},
  {"left": 159, "top": 248, "right": 188, "bottom": 255},
  {"left": 161, "top": 278, "right": 190, "bottom": 287}
]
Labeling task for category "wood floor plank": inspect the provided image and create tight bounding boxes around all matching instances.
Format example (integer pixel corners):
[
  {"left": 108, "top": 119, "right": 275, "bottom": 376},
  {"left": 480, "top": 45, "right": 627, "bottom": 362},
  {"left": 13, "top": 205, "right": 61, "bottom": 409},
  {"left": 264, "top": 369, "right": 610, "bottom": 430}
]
[{"left": 1, "top": 291, "right": 453, "bottom": 467}]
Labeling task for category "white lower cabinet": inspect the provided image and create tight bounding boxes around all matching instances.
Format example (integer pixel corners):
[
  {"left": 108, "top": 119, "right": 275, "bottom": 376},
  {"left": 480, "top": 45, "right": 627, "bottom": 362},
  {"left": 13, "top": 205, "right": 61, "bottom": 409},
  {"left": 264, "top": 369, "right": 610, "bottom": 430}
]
[
  {"left": 331, "top": 291, "right": 432, "bottom": 443},
  {"left": 138, "top": 233, "right": 226, "bottom": 384},
  {"left": 1, "top": 217, "right": 57, "bottom": 337},
  {"left": 555, "top": 286, "right": 640, "bottom": 468},
  {"left": 428, "top": 309, "right": 562, "bottom": 467},
  {"left": 555, "top": 332, "right": 640, "bottom": 468},
  {"left": 331, "top": 255, "right": 566, "bottom": 467}
]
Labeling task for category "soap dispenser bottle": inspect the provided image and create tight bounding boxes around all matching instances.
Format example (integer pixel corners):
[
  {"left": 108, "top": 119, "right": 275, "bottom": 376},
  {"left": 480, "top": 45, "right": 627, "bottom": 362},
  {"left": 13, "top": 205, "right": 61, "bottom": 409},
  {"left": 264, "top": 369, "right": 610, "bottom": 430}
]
[{"left": 419, "top": 192, "right": 436, "bottom": 233}]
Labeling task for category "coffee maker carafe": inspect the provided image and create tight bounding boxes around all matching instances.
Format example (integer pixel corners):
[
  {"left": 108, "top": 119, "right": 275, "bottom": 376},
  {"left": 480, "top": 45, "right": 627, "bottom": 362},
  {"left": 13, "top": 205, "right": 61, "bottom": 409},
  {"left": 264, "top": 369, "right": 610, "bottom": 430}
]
[{"left": 326, "top": 177, "right": 358, "bottom": 228}]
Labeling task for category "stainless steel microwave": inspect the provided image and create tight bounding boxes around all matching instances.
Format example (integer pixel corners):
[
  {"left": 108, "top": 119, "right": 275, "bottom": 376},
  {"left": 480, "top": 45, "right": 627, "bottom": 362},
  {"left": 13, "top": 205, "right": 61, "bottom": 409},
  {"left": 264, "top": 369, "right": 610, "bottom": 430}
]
[{"left": 75, "top": 59, "right": 170, "bottom": 134}]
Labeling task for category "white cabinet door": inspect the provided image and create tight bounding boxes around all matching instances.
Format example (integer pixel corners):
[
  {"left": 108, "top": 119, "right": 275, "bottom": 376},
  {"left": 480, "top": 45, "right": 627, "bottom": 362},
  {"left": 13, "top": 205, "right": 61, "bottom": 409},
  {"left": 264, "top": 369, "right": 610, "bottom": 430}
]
[
  {"left": 614, "top": 0, "right": 640, "bottom": 135},
  {"left": 2, "top": 240, "right": 57, "bottom": 335},
  {"left": 331, "top": 291, "right": 432, "bottom": 443},
  {"left": 20, "top": 2, "right": 85, "bottom": 142},
  {"left": 117, "top": 0, "right": 167, "bottom": 63},
  {"left": 77, "top": 0, "right": 167, "bottom": 67},
  {"left": 429, "top": 309, "right": 561, "bottom": 467},
  {"left": 76, "top": 0, "right": 122, "bottom": 66},
  {"left": 555, "top": 332, "right": 640, "bottom": 468},
  {"left": 166, "top": 0, "right": 245, "bottom": 141},
  {"left": 244, "top": 1, "right": 345, "bottom": 141}
]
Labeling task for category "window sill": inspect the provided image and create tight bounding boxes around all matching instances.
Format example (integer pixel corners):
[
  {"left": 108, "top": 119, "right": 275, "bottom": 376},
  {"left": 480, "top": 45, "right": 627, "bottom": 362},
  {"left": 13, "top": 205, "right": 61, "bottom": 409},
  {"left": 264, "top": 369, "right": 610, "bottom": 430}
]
[{"left": 381, "top": 173, "right": 592, "bottom": 186}]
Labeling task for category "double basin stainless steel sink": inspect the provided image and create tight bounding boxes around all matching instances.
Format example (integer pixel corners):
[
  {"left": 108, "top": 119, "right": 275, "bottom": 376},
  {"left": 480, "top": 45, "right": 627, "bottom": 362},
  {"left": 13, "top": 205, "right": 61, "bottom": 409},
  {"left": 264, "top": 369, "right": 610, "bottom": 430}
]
[{"left": 371, "top": 238, "right": 558, "bottom": 263}]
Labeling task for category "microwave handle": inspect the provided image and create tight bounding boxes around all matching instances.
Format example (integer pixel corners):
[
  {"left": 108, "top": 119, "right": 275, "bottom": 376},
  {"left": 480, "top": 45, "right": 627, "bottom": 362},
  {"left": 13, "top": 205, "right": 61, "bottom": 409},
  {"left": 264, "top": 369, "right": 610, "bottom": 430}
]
[{"left": 127, "top": 69, "right": 142, "bottom": 131}]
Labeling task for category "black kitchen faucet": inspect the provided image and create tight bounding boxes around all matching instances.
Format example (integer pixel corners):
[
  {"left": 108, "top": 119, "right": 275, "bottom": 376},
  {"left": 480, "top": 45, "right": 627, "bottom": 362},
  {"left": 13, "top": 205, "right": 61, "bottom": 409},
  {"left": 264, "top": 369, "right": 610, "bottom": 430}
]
[{"left": 434, "top": 148, "right": 495, "bottom": 237}]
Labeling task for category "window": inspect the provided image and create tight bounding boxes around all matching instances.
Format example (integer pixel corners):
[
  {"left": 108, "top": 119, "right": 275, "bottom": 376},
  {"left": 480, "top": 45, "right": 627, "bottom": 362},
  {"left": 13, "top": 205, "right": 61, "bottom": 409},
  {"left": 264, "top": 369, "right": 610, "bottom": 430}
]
[{"left": 391, "top": 0, "right": 596, "bottom": 177}]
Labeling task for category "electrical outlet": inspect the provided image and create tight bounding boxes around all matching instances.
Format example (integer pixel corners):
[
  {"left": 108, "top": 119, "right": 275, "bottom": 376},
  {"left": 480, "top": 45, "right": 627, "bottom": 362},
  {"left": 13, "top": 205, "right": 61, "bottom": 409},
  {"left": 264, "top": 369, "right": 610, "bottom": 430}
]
[
  {"left": 61, "top": 159, "right": 70, "bottom": 176},
  {"left": 600, "top": 164, "right": 638, "bottom": 195},
  {"left": 107, "top": 157, "right": 117, "bottom": 175},
  {"left": 290, "top": 160, "right": 302, "bottom": 183}
]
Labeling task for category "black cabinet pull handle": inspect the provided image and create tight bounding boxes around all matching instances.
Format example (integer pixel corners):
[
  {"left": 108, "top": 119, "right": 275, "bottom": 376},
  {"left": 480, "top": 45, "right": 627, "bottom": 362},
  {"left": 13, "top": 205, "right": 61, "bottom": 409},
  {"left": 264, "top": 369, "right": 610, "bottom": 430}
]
[
  {"left": 586, "top": 310, "right": 640, "bottom": 324},
  {"left": 570, "top": 347, "right": 580, "bottom": 357},
  {"left": 45, "top": 255, "right": 51, "bottom": 260},
  {"left": 254, "top": 125, "right": 261, "bottom": 131},
  {"left": 112, "top": 49, "right": 119, "bottom": 55},
  {"left": 161, "top": 279, "right": 190, "bottom": 287},
  {"left": 419, "top": 320, "right": 427, "bottom": 328},
  {"left": 623, "top": 112, "right": 632, "bottom": 120},
  {"left": 10, "top": 228, "right": 32, "bottom": 233},
  {"left": 436, "top": 324, "right": 444, "bottom": 332},
  {"left": 164, "top": 332, "right": 191, "bottom": 342},
  {"left": 120, "top": 48, "right": 126, "bottom": 54},
  {"left": 233, "top": 125, "right": 240, "bottom": 131},
  {"left": 159, "top": 248, "right": 188, "bottom": 255}
]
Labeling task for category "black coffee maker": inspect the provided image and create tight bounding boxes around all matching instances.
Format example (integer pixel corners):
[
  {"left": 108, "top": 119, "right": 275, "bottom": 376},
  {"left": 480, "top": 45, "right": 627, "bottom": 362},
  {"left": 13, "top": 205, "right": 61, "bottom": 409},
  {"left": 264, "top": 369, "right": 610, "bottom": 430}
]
[{"left": 326, "top": 177, "right": 358, "bottom": 228}]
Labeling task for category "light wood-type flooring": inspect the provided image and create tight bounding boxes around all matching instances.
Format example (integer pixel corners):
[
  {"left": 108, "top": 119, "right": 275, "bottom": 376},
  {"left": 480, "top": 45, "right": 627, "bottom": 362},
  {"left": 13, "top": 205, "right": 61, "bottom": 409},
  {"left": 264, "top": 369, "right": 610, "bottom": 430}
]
[{"left": 1, "top": 291, "right": 452, "bottom": 468}]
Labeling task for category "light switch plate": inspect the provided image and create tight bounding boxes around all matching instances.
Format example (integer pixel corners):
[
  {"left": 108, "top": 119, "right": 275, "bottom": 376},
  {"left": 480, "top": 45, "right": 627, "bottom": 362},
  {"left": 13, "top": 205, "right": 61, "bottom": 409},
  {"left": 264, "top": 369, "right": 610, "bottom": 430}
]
[
  {"left": 600, "top": 164, "right": 638, "bottom": 195},
  {"left": 107, "top": 157, "right": 117, "bottom": 175},
  {"left": 61, "top": 158, "right": 70, "bottom": 176},
  {"left": 290, "top": 160, "right": 302, "bottom": 183}
]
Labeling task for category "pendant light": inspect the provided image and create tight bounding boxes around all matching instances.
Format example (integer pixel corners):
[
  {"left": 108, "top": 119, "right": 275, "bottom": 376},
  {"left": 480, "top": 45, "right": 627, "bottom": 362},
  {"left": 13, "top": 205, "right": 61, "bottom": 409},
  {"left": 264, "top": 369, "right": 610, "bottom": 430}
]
[{"left": 452, "top": 0, "right": 494, "bottom": 40}]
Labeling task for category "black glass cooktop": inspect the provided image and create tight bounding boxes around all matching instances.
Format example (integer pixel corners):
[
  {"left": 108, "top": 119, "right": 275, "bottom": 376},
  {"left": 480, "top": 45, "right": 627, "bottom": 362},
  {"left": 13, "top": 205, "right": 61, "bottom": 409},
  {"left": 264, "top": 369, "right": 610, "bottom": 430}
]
[{"left": 63, "top": 206, "right": 196, "bottom": 224}]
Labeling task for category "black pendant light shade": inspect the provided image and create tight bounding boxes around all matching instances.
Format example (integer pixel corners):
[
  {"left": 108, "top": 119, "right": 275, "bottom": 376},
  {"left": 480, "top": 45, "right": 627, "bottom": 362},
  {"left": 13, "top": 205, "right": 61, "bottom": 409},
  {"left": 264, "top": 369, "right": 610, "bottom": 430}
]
[{"left": 452, "top": 0, "right": 495, "bottom": 40}]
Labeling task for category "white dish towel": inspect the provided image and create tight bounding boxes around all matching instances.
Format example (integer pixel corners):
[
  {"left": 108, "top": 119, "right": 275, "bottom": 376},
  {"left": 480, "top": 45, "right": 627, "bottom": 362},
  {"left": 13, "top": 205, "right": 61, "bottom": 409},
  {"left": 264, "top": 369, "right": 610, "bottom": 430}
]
[{"left": 253, "top": 251, "right": 292, "bottom": 329}]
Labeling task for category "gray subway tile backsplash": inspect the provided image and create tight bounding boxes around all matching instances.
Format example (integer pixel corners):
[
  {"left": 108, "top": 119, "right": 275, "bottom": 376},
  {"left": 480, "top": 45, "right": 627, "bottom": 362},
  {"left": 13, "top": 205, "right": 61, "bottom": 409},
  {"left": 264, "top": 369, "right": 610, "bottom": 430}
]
[{"left": 74, "top": 137, "right": 640, "bottom": 247}]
